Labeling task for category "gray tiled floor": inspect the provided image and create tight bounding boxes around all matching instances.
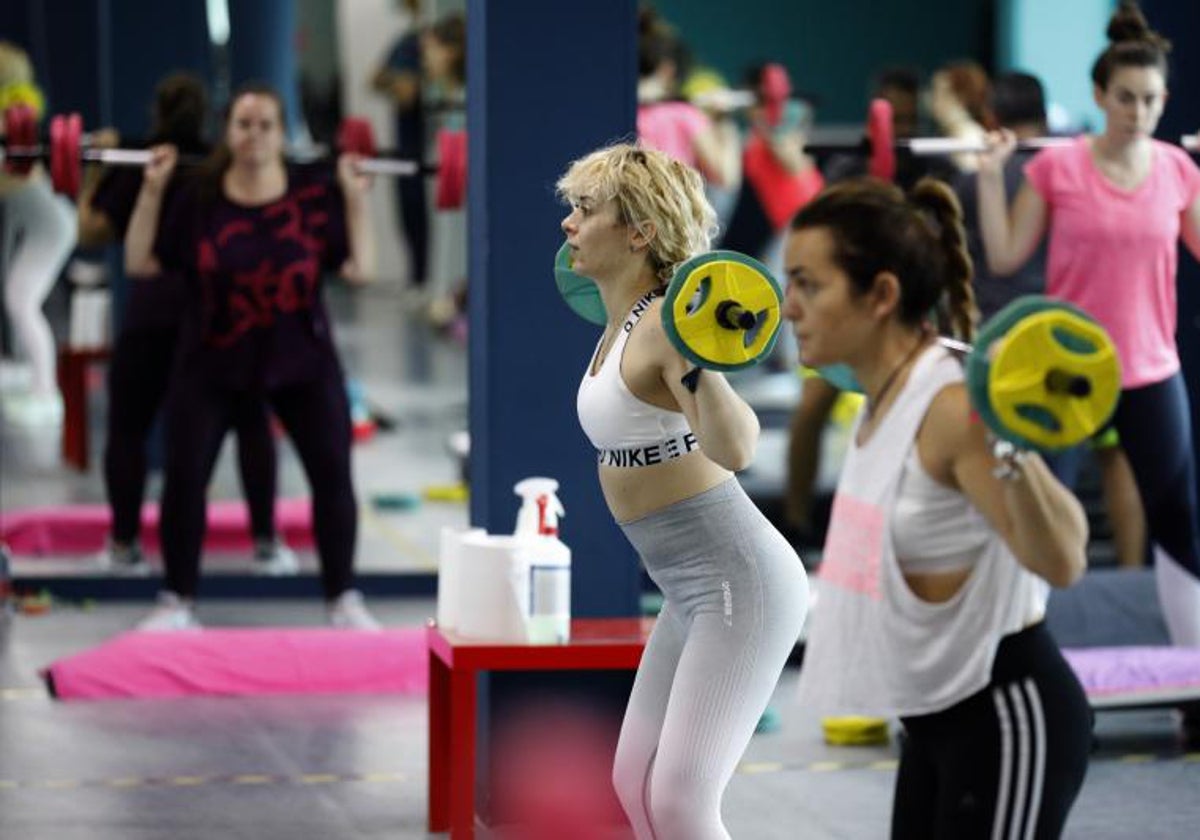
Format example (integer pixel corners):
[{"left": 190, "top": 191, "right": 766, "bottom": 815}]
[{"left": 2, "top": 282, "right": 1198, "bottom": 838}]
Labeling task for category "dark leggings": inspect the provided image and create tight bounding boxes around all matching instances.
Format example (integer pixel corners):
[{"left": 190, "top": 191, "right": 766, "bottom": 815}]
[
  {"left": 892, "top": 623, "right": 1093, "bottom": 840},
  {"left": 159, "top": 369, "right": 357, "bottom": 599},
  {"left": 1111, "top": 373, "right": 1200, "bottom": 578},
  {"left": 396, "top": 175, "right": 428, "bottom": 287},
  {"left": 104, "top": 326, "right": 277, "bottom": 546}
]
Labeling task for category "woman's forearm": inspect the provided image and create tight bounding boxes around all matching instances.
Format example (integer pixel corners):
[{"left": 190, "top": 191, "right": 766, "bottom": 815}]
[
  {"left": 124, "top": 185, "right": 165, "bottom": 277},
  {"left": 1003, "top": 455, "right": 1089, "bottom": 587},
  {"left": 340, "top": 191, "right": 376, "bottom": 284}
]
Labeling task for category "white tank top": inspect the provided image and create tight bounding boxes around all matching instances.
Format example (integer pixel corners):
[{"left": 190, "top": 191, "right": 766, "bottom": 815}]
[
  {"left": 893, "top": 447, "right": 991, "bottom": 573},
  {"left": 576, "top": 292, "right": 697, "bottom": 466},
  {"left": 796, "top": 345, "right": 1047, "bottom": 717}
]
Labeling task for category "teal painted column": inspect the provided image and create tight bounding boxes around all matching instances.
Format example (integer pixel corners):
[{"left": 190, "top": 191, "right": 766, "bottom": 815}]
[
  {"left": 227, "top": 0, "right": 305, "bottom": 141},
  {"left": 996, "top": 0, "right": 1115, "bottom": 131}
]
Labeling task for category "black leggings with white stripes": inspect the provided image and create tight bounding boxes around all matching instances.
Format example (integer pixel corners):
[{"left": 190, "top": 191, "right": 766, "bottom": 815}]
[{"left": 892, "top": 622, "right": 1093, "bottom": 840}]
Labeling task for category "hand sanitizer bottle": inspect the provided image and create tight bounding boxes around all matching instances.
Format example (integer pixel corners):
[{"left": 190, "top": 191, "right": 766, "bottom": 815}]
[{"left": 513, "top": 477, "right": 571, "bottom": 643}]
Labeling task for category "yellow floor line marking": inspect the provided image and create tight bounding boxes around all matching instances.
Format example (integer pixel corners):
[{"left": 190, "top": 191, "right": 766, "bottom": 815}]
[
  {"left": 359, "top": 503, "right": 438, "bottom": 569},
  {"left": 360, "top": 772, "right": 408, "bottom": 783},
  {"left": 168, "top": 776, "right": 208, "bottom": 787},
  {"left": 738, "top": 762, "right": 784, "bottom": 774},
  {"left": 1119, "top": 754, "right": 1156, "bottom": 764},
  {"left": 299, "top": 774, "right": 341, "bottom": 785},
  {"left": 869, "top": 760, "right": 900, "bottom": 771},
  {"left": 809, "top": 761, "right": 845, "bottom": 772},
  {"left": 1, "top": 687, "right": 47, "bottom": 701},
  {"left": 232, "top": 775, "right": 274, "bottom": 785},
  {"left": 107, "top": 778, "right": 144, "bottom": 788}
]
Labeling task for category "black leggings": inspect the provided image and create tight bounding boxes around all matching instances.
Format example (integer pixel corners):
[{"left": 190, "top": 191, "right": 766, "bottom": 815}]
[
  {"left": 104, "top": 325, "right": 278, "bottom": 546},
  {"left": 159, "top": 369, "right": 356, "bottom": 599},
  {"left": 892, "top": 623, "right": 1092, "bottom": 840},
  {"left": 396, "top": 175, "right": 428, "bottom": 287},
  {"left": 1111, "top": 373, "right": 1200, "bottom": 578}
]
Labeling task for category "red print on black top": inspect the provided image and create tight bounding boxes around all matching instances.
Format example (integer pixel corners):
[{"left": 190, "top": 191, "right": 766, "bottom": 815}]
[
  {"left": 155, "top": 172, "right": 349, "bottom": 388},
  {"left": 199, "top": 184, "right": 330, "bottom": 348}
]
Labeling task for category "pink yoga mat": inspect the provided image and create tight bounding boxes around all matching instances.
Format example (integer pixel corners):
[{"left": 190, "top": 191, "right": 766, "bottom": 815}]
[
  {"left": 1063, "top": 646, "right": 1200, "bottom": 706},
  {"left": 1, "top": 498, "right": 314, "bottom": 557},
  {"left": 44, "top": 627, "right": 428, "bottom": 700}
]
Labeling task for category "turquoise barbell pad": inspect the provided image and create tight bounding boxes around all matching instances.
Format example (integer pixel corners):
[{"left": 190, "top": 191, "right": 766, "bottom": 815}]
[{"left": 554, "top": 241, "right": 607, "bottom": 326}]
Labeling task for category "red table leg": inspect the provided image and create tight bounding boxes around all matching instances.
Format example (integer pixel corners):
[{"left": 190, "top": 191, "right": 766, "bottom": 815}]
[
  {"left": 58, "top": 350, "right": 88, "bottom": 471},
  {"left": 428, "top": 650, "right": 450, "bottom": 832},
  {"left": 449, "top": 667, "right": 477, "bottom": 839}
]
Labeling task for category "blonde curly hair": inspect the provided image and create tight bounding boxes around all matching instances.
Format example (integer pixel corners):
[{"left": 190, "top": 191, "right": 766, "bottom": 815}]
[{"left": 556, "top": 142, "right": 718, "bottom": 284}]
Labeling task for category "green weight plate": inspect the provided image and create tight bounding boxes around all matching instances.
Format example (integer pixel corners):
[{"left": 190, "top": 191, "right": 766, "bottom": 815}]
[{"left": 554, "top": 241, "right": 607, "bottom": 326}]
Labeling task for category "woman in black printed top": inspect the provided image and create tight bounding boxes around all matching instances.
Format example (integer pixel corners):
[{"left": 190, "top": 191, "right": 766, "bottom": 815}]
[
  {"left": 78, "top": 73, "right": 292, "bottom": 578},
  {"left": 125, "top": 82, "right": 379, "bottom": 630}
]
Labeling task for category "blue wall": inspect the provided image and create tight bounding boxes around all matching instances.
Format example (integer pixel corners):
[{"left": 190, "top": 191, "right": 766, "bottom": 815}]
[{"left": 467, "top": 0, "right": 642, "bottom": 618}]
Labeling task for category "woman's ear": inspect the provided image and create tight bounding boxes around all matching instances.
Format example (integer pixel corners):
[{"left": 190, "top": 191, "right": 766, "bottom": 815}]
[
  {"left": 628, "top": 220, "right": 657, "bottom": 253},
  {"left": 869, "top": 270, "right": 902, "bottom": 319}
]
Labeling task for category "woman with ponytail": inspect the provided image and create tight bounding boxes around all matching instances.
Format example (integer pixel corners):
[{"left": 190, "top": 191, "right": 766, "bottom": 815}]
[
  {"left": 785, "top": 177, "right": 1092, "bottom": 838},
  {"left": 977, "top": 1, "right": 1200, "bottom": 705}
]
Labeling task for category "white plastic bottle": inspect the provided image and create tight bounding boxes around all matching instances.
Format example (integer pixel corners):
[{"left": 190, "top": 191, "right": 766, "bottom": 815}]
[{"left": 513, "top": 477, "right": 572, "bottom": 644}]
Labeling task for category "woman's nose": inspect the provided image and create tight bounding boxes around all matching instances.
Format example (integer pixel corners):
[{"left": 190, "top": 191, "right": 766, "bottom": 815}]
[{"left": 782, "top": 286, "right": 802, "bottom": 321}]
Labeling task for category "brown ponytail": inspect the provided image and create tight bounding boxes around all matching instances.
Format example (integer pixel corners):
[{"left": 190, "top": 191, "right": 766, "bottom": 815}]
[{"left": 908, "top": 179, "right": 977, "bottom": 341}]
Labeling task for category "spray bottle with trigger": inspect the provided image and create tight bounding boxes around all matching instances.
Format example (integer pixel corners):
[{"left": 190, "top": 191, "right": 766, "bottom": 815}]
[{"left": 513, "top": 477, "right": 571, "bottom": 643}]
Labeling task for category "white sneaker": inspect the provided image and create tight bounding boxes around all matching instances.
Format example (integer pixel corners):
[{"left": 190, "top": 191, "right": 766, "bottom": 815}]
[
  {"left": 253, "top": 538, "right": 299, "bottom": 576},
  {"left": 136, "top": 591, "right": 201, "bottom": 632},
  {"left": 327, "top": 589, "right": 382, "bottom": 631},
  {"left": 2, "top": 391, "right": 64, "bottom": 427},
  {"left": 95, "top": 539, "right": 151, "bottom": 576}
]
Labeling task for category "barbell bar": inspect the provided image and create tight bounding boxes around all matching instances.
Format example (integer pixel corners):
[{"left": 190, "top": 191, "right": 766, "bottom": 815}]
[{"left": 1, "top": 107, "right": 467, "bottom": 207}]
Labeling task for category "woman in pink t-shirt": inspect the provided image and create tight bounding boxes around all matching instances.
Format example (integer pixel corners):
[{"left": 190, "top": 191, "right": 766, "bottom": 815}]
[
  {"left": 635, "top": 9, "right": 739, "bottom": 189},
  {"left": 976, "top": 1, "right": 1200, "bottom": 698}
]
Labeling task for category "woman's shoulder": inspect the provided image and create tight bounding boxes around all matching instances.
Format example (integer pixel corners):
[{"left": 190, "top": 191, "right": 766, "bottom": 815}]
[{"left": 1153, "top": 138, "right": 1200, "bottom": 181}]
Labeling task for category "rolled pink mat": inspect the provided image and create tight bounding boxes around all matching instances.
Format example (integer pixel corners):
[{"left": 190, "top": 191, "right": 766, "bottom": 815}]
[{"left": 43, "top": 627, "right": 428, "bottom": 700}]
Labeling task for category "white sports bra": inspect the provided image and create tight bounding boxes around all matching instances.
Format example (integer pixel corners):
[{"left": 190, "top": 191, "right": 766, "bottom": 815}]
[{"left": 576, "top": 292, "right": 698, "bottom": 467}]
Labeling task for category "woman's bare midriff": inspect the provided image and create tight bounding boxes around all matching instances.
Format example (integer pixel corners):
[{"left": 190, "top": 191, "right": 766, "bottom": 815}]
[{"left": 599, "top": 451, "right": 733, "bottom": 524}]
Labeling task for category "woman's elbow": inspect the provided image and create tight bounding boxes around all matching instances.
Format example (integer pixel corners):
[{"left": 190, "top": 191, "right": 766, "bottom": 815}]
[
  {"left": 125, "top": 257, "right": 156, "bottom": 278},
  {"left": 339, "top": 259, "right": 375, "bottom": 286},
  {"left": 1046, "top": 551, "right": 1088, "bottom": 588},
  {"left": 985, "top": 254, "right": 1021, "bottom": 277},
  {"left": 710, "top": 437, "right": 757, "bottom": 473}
]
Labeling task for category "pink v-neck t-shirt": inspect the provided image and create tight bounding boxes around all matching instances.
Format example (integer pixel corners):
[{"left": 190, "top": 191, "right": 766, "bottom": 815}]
[{"left": 1024, "top": 137, "right": 1200, "bottom": 387}]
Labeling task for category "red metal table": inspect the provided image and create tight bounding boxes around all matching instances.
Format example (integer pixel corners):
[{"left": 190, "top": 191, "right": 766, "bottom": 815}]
[{"left": 426, "top": 617, "right": 652, "bottom": 838}]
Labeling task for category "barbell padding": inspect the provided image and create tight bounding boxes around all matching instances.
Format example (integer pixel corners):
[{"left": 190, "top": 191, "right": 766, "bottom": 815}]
[
  {"left": 435, "top": 128, "right": 466, "bottom": 210},
  {"left": 866, "top": 98, "right": 896, "bottom": 182},
  {"left": 64, "top": 113, "right": 82, "bottom": 198},
  {"left": 2, "top": 104, "right": 38, "bottom": 176},
  {"left": 336, "top": 116, "right": 377, "bottom": 158},
  {"left": 48, "top": 114, "right": 66, "bottom": 196}
]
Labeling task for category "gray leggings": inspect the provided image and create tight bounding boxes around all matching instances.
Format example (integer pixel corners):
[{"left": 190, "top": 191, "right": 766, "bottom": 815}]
[{"left": 615, "top": 479, "right": 809, "bottom": 840}]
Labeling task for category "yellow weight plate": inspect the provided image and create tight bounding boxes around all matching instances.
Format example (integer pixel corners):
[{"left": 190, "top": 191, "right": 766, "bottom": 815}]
[
  {"left": 987, "top": 310, "right": 1120, "bottom": 449},
  {"left": 669, "top": 257, "right": 781, "bottom": 368}
]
